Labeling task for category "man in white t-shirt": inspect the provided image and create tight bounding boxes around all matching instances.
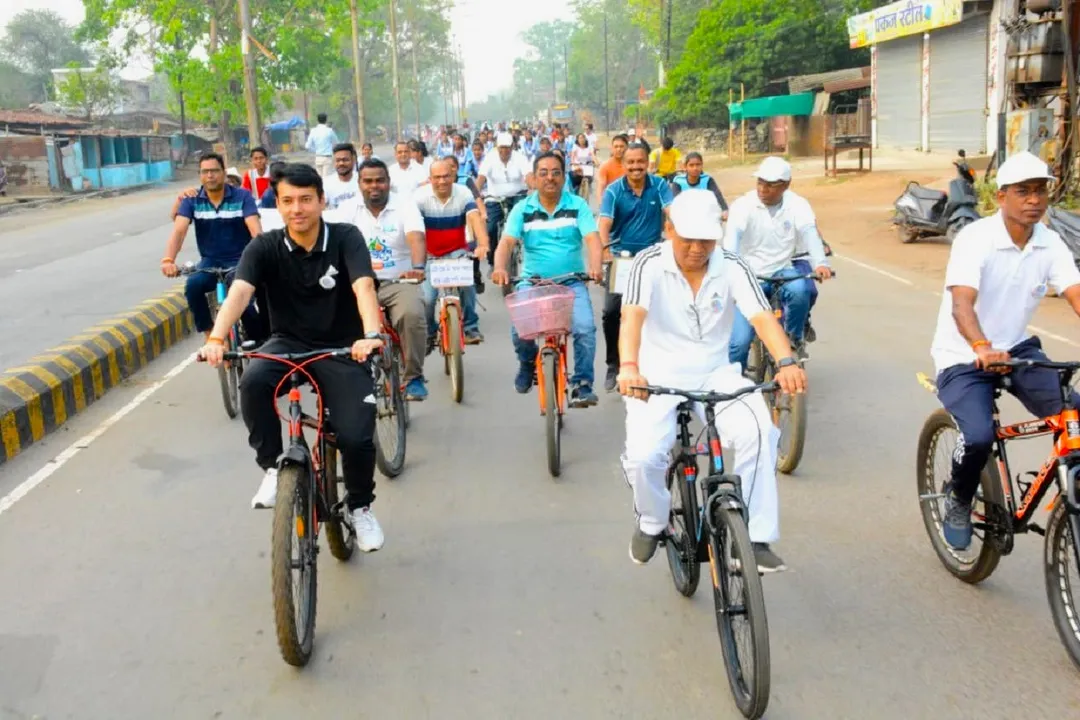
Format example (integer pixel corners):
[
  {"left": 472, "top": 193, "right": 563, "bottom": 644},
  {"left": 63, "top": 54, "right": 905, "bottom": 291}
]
[
  {"left": 339, "top": 157, "right": 431, "bottom": 400},
  {"left": 323, "top": 143, "right": 360, "bottom": 210},
  {"left": 930, "top": 152, "right": 1080, "bottom": 551},
  {"left": 724, "top": 156, "right": 832, "bottom": 369},
  {"left": 388, "top": 141, "right": 427, "bottom": 198},
  {"left": 616, "top": 191, "right": 806, "bottom": 572},
  {"left": 476, "top": 132, "right": 533, "bottom": 268}
]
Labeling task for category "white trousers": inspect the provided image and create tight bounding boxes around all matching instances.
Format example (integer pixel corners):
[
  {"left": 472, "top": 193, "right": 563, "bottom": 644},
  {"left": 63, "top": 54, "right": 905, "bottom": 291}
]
[
  {"left": 314, "top": 155, "right": 334, "bottom": 178},
  {"left": 621, "top": 366, "right": 781, "bottom": 543}
]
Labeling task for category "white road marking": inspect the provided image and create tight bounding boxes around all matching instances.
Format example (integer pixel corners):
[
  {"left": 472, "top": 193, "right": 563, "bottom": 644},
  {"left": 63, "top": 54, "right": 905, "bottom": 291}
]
[{"left": 0, "top": 353, "right": 198, "bottom": 517}]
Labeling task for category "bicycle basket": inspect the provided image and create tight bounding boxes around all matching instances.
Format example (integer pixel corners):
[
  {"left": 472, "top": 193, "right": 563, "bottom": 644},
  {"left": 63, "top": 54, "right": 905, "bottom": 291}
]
[{"left": 505, "top": 285, "right": 575, "bottom": 340}]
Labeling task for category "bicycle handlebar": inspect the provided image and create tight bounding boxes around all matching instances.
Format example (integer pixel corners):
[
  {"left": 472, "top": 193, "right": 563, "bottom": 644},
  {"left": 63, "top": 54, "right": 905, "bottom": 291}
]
[
  {"left": 179, "top": 264, "right": 236, "bottom": 277},
  {"left": 379, "top": 277, "right": 422, "bottom": 285},
  {"left": 509, "top": 272, "right": 592, "bottom": 285},
  {"left": 633, "top": 381, "right": 778, "bottom": 405},
  {"left": 755, "top": 271, "right": 835, "bottom": 283},
  {"left": 988, "top": 359, "right": 1080, "bottom": 372},
  {"left": 196, "top": 346, "right": 378, "bottom": 363}
]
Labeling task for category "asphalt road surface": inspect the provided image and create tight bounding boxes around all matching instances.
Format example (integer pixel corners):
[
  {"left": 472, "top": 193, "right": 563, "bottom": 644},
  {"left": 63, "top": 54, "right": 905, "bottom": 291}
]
[
  {"left": 2, "top": 254, "right": 1080, "bottom": 719},
  {"left": 0, "top": 145, "right": 396, "bottom": 372}
]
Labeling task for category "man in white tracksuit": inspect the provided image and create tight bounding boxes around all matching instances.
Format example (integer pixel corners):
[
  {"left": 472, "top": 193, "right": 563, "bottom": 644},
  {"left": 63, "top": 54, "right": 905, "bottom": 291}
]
[{"left": 616, "top": 190, "right": 807, "bottom": 573}]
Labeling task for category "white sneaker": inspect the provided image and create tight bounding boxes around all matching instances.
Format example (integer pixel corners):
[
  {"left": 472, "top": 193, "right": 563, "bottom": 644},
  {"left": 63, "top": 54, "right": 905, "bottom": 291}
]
[
  {"left": 251, "top": 468, "right": 278, "bottom": 509},
  {"left": 351, "top": 507, "right": 384, "bottom": 552}
]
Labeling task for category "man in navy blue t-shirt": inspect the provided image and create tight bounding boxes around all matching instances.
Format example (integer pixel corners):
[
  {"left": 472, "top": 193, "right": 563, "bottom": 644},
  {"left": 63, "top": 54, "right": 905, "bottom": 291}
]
[{"left": 162, "top": 152, "right": 264, "bottom": 339}]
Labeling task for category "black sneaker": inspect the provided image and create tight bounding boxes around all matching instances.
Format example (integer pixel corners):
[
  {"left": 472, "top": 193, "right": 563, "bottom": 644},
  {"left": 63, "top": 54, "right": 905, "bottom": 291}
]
[
  {"left": 629, "top": 528, "right": 663, "bottom": 565},
  {"left": 604, "top": 366, "right": 618, "bottom": 393},
  {"left": 569, "top": 382, "right": 598, "bottom": 408},
  {"left": 804, "top": 320, "right": 817, "bottom": 344},
  {"left": 752, "top": 543, "right": 787, "bottom": 574}
]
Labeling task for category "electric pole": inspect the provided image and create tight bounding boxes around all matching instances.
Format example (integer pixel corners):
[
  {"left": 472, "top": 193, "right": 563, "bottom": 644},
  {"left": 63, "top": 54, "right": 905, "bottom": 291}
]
[
  {"left": 457, "top": 42, "right": 466, "bottom": 125},
  {"left": 665, "top": 0, "right": 673, "bottom": 68},
  {"left": 564, "top": 43, "right": 569, "bottom": 103},
  {"left": 388, "top": 0, "right": 403, "bottom": 140},
  {"left": 604, "top": 6, "right": 610, "bottom": 131},
  {"left": 407, "top": 1, "right": 421, "bottom": 135},
  {"left": 349, "top": 0, "right": 367, "bottom": 143},
  {"left": 237, "top": 0, "right": 261, "bottom": 152}
]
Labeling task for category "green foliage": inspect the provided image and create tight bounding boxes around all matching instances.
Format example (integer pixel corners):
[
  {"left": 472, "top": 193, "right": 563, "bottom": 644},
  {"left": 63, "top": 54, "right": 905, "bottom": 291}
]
[
  {"left": 0, "top": 10, "right": 91, "bottom": 100},
  {"left": 55, "top": 60, "right": 126, "bottom": 120},
  {"left": 0, "top": 60, "right": 42, "bottom": 108}
]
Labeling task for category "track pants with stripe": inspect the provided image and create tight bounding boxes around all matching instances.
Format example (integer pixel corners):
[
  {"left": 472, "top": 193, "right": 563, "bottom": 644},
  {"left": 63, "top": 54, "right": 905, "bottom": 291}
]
[{"left": 621, "top": 365, "right": 781, "bottom": 543}]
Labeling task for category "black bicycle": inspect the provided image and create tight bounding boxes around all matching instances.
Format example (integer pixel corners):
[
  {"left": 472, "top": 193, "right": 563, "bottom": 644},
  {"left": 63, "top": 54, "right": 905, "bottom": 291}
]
[
  {"left": 746, "top": 272, "right": 833, "bottom": 474},
  {"left": 205, "top": 346, "right": 380, "bottom": 667},
  {"left": 488, "top": 192, "right": 528, "bottom": 298},
  {"left": 638, "top": 381, "right": 776, "bottom": 719},
  {"left": 180, "top": 263, "right": 248, "bottom": 419}
]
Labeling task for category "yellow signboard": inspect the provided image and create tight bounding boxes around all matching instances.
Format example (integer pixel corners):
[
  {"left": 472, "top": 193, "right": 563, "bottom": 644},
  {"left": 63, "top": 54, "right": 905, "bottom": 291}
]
[{"left": 847, "top": 0, "right": 964, "bottom": 48}]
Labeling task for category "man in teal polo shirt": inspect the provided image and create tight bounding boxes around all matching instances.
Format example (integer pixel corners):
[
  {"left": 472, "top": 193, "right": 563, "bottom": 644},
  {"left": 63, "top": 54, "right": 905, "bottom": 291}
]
[
  {"left": 598, "top": 143, "right": 673, "bottom": 391},
  {"left": 493, "top": 151, "right": 604, "bottom": 407}
]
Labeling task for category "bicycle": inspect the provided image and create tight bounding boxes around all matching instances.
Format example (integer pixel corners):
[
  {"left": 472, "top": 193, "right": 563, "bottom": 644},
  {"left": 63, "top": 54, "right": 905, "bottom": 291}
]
[
  {"left": 202, "top": 346, "right": 381, "bottom": 667},
  {"left": 180, "top": 262, "right": 248, "bottom": 419},
  {"left": 637, "top": 381, "right": 777, "bottom": 719},
  {"left": 428, "top": 256, "right": 475, "bottom": 403},
  {"left": 487, "top": 193, "right": 527, "bottom": 298},
  {"left": 745, "top": 272, "right": 833, "bottom": 474},
  {"left": 916, "top": 359, "right": 1080, "bottom": 668},
  {"left": 372, "top": 278, "right": 418, "bottom": 478},
  {"left": 505, "top": 273, "right": 590, "bottom": 477}
]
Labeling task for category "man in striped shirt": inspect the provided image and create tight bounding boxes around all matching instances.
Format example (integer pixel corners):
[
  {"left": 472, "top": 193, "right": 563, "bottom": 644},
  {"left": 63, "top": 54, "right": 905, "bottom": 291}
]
[{"left": 414, "top": 159, "right": 490, "bottom": 345}]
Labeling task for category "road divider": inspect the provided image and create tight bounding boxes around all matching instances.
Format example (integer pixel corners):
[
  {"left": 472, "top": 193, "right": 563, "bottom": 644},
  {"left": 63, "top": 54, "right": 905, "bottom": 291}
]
[{"left": 0, "top": 287, "right": 193, "bottom": 466}]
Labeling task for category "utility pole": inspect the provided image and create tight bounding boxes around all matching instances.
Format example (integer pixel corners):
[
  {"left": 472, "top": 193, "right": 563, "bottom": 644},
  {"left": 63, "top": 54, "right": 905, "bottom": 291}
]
[
  {"left": 552, "top": 57, "right": 557, "bottom": 104},
  {"left": 407, "top": 1, "right": 421, "bottom": 135},
  {"left": 457, "top": 42, "right": 466, "bottom": 125},
  {"left": 603, "top": 6, "right": 610, "bottom": 131},
  {"left": 237, "top": 0, "right": 261, "bottom": 152},
  {"left": 665, "top": 0, "right": 673, "bottom": 68},
  {"left": 388, "top": 0, "right": 403, "bottom": 140},
  {"left": 348, "top": 0, "right": 367, "bottom": 143},
  {"left": 564, "top": 43, "right": 569, "bottom": 103},
  {"left": 442, "top": 57, "right": 449, "bottom": 126}
]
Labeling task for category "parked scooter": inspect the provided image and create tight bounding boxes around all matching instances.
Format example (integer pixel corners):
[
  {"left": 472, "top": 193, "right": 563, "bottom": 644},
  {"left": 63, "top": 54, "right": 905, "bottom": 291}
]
[
  {"left": 1045, "top": 206, "right": 1080, "bottom": 271},
  {"left": 893, "top": 149, "right": 980, "bottom": 243}
]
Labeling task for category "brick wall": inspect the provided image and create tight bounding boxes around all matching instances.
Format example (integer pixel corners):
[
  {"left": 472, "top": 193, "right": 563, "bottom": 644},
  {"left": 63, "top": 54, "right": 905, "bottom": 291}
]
[{"left": 0, "top": 136, "right": 51, "bottom": 194}]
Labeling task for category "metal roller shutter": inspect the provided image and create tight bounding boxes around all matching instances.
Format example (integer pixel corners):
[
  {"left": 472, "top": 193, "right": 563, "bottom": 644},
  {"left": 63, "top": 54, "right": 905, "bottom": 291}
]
[
  {"left": 928, "top": 15, "right": 989, "bottom": 152},
  {"left": 876, "top": 35, "right": 923, "bottom": 149}
]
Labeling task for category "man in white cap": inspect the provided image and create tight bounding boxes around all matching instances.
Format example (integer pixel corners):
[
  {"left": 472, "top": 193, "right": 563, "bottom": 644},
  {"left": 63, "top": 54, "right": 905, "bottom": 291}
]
[
  {"left": 477, "top": 131, "right": 533, "bottom": 268},
  {"left": 931, "top": 151, "right": 1080, "bottom": 551},
  {"left": 616, "top": 190, "right": 807, "bottom": 572},
  {"left": 724, "top": 156, "right": 832, "bottom": 371}
]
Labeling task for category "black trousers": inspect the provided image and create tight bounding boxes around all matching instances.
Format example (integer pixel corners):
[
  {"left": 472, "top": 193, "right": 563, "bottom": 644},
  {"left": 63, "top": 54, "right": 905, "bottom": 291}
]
[
  {"left": 239, "top": 336, "right": 378, "bottom": 509},
  {"left": 602, "top": 290, "right": 622, "bottom": 369}
]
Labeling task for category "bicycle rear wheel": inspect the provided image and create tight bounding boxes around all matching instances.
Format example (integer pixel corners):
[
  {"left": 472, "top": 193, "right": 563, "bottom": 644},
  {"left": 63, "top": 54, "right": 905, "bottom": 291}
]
[
  {"left": 322, "top": 447, "right": 354, "bottom": 561},
  {"left": 374, "top": 360, "right": 407, "bottom": 478},
  {"left": 447, "top": 305, "right": 464, "bottom": 403},
  {"left": 1045, "top": 495, "right": 1080, "bottom": 669},
  {"left": 710, "top": 504, "right": 770, "bottom": 719},
  {"left": 271, "top": 464, "right": 318, "bottom": 667},
  {"left": 916, "top": 408, "right": 1004, "bottom": 584},
  {"left": 542, "top": 351, "right": 561, "bottom": 477},
  {"left": 665, "top": 455, "right": 701, "bottom": 597},
  {"left": 763, "top": 361, "right": 806, "bottom": 474}
]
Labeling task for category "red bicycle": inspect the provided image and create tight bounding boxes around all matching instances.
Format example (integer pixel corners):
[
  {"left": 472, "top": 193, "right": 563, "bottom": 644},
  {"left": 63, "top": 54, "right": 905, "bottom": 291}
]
[{"left": 374, "top": 278, "right": 420, "bottom": 477}]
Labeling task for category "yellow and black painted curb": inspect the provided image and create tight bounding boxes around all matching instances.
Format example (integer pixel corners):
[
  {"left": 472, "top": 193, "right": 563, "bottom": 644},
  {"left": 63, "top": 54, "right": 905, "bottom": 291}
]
[{"left": 0, "top": 287, "right": 193, "bottom": 466}]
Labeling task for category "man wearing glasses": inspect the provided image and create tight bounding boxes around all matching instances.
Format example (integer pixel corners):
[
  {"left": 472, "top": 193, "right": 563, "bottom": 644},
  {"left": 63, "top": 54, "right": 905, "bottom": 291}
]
[
  {"left": 724, "top": 156, "right": 832, "bottom": 371},
  {"left": 616, "top": 190, "right": 807, "bottom": 572},
  {"left": 161, "top": 152, "right": 264, "bottom": 342}
]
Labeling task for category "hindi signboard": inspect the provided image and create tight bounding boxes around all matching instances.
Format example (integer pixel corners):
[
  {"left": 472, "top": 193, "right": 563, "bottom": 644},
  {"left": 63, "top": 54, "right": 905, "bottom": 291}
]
[{"left": 847, "top": 0, "right": 963, "bottom": 49}]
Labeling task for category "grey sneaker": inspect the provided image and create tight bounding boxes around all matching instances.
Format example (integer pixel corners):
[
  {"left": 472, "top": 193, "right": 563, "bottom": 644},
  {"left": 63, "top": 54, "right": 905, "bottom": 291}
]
[
  {"left": 604, "top": 366, "right": 618, "bottom": 393},
  {"left": 752, "top": 543, "right": 787, "bottom": 574},
  {"left": 629, "top": 528, "right": 663, "bottom": 565},
  {"left": 942, "top": 488, "right": 973, "bottom": 551}
]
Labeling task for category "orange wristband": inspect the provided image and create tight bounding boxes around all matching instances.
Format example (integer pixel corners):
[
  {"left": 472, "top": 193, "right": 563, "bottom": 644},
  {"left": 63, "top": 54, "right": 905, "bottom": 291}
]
[
  {"left": 620, "top": 361, "right": 638, "bottom": 368},
  {"left": 971, "top": 339, "right": 991, "bottom": 351},
  {"left": 161, "top": 257, "right": 174, "bottom": 264},
  {"left": 207, "top": 336, "right": 225, "bottom": 346}
]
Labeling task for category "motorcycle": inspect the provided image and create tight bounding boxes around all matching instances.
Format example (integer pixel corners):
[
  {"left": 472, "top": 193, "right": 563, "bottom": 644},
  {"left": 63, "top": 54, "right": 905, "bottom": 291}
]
[{"left": 893, "top": 149, "right": 980, "bottom": 243}]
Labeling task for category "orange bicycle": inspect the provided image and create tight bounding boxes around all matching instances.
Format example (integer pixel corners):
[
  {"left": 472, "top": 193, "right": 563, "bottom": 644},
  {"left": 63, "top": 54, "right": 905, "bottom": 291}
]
[
  {"left": 428, "top": 256, "right": 475, "bottom": 403},
  {"left": 916, "top": 359, "right": 1080, "bottom": 668},
  {"left": 505, "top": 273, "right": 590, "bottom": 478}
]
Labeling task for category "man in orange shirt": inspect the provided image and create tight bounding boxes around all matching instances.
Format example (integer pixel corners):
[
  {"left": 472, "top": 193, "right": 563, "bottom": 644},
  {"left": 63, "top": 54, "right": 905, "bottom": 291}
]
[{"left": 594, "top": 133, "right": 629, "bottom": 207}]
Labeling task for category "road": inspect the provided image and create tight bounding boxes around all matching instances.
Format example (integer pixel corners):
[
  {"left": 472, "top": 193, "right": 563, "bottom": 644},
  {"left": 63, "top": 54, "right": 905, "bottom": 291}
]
[
  {"left": 0, "top": 145, "right": 396, "bottom": 372},
  {"left": 2, "top": 249, "right": 1080, "bottom": 719}
]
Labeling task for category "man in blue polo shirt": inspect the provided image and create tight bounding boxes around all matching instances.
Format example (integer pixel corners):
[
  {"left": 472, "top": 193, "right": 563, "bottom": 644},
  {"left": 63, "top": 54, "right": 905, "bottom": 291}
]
[
  {"left": 161, "top": 152, "right": 264, "bottom": 341},
  {"left": 598, "top": 143, "right": 673, "bottom": 392},
  {"left": 492, "top": 151, "right": 604, "bottom": 407}
]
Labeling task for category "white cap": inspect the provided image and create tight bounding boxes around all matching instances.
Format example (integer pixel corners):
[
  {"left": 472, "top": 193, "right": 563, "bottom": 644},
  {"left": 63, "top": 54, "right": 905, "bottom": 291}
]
[
  {"left": 495, "top": 132, "right": 514, "bottom": 147},
  {"left": 753, "top": 156, "right": 792, "bottom": 183},
  {"left": 997, "top": 151, "right": 1055, "bottom": 187},
  {"left": 669, "top": 190, "right": 724, "bottom": 242},
  {"left": 627, "top": 127, "right": 637, "bottom": 136},
  {"left": 226, "top": 166, "right": 241, "bottom": 177}
]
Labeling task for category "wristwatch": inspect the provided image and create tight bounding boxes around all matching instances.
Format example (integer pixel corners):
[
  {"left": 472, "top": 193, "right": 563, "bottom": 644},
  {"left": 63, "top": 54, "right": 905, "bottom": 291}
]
[
  {"left": 777, "top": 357, "right": 799, "bottom": 369},
  {"left": 364, "top": 331, "right": 381, "bottom": 340}
]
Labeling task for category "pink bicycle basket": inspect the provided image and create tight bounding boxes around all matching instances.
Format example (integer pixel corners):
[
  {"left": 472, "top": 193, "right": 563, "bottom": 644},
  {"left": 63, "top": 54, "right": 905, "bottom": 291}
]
[{"left": 505, "top": 285, "right": 576, "bottom": 340}]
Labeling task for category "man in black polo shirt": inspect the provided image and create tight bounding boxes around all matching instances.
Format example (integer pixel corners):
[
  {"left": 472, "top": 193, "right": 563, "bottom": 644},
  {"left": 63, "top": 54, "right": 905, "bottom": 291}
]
[{"left": 201, "top": 164, "right": 388, "bottom": 552}]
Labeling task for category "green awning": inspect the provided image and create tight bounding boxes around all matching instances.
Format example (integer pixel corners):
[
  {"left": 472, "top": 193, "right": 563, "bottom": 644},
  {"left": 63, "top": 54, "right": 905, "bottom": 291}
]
[{"left": 728, "top": 93, "right": 815, "bottom": 123}]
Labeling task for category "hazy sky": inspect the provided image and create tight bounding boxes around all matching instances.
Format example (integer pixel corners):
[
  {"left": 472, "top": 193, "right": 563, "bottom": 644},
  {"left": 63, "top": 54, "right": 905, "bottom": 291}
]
[{"left": 1, "top": 0, "right": 564, "bottom": 99}]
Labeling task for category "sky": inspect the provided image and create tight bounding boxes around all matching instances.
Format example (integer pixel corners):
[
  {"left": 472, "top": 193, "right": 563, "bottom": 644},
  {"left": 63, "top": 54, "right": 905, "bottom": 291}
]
[{"left": 0, "top": 0, "right": 570, "bottom": 100}]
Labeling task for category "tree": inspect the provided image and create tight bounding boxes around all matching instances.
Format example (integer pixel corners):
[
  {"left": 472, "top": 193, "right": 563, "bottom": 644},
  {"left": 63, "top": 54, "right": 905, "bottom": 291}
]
[
  {"left": 0, "top": 60, "right": 42, "bottom": 108},
  {"left": 0, "top": 10, "right": 91, "bottom": 100},
  {"left": 55, "top": 61, "right": 126, "bottom": 120}
]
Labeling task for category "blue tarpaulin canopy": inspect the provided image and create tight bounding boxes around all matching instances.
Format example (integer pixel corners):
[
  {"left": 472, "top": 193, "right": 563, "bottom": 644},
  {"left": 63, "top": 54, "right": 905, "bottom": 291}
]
[
  {"left": 266, "top": 115, "right": 305, "bottom": 131},
  {"left": 728, "top": 93, "right": 814, "bottom": 123}
]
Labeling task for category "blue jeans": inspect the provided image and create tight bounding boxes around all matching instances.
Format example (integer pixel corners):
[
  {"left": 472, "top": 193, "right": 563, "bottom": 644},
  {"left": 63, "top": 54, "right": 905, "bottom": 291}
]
[
  {"left": 511, "top": 280, "right": 596, "bottom": 386},
  {"left": 183, "top": 260, "right": 263, "bottom": 337},
  {"left": 423, "top": 250, "right": 480, "bottom": 337},
  {"left": 793, "top": 258, "right": 819, "bottom": 308},
  {"left": 729, "top": 266, "right": 813, "bottom": 369}
]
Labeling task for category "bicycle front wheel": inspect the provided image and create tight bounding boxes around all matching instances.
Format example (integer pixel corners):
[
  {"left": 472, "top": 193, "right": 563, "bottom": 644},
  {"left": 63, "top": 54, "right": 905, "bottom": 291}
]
[
  {"left": 542, "top": 351, "right": 561, "bottom": 478},
  {"left": 1045, "top": 495, "right": 1080, "bottom": 669},
  {"left": 502, "top": 245, "right": 521, "bottom": 298},
  {"left": 271, "top": 465, "right": 318, "bottom": 667},
  {"left": 374, "top": 360, "right": 407, "bottom": 478},
  {"left": 218, "top": 332, "right": 240, "bottom": 420},
  {"left": 746, "top": 339, "right": 766, "bottom": 384},
  {"left": 710, "top": 505, "right": 770, "bottom": 719},
  {"left": 665, "top": 456, "right": 701, "bottom": 597},
  {"left": 763, "top": 361, "right": 806, "bottom": 474},
  {"left": 447, "top": 304, "right": 464, "bottom": 403}
]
